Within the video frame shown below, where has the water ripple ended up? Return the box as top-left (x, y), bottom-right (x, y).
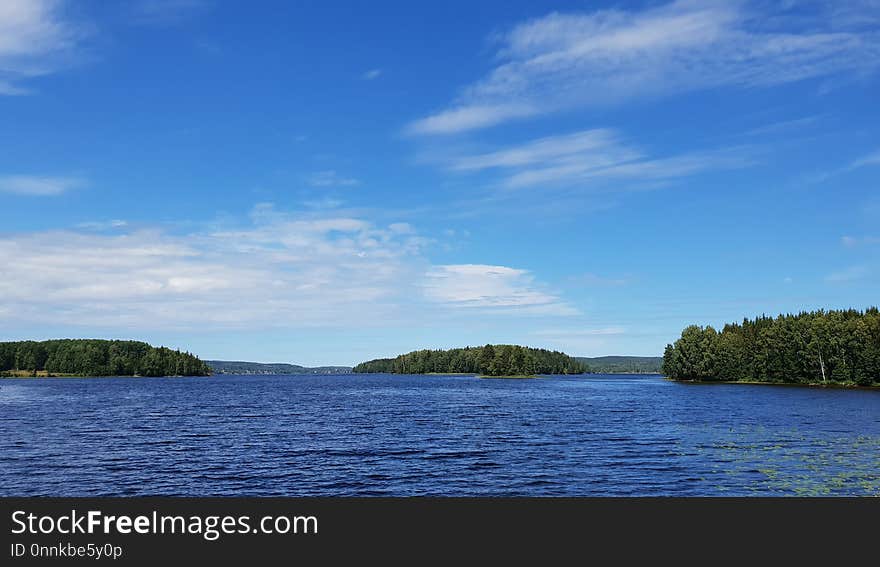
top-left (1, 374), bottom-right (878, 496)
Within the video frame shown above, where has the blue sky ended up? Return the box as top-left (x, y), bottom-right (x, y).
top-left (1, 0), bottom-right (878, 365)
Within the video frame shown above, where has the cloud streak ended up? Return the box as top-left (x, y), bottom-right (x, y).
top-left (408, 1), bottom-right (880, 134)
top-left (442, 128), bottom-right (753, 189)
top-left (0, 174), bottom-right (85, 196)
top-left (850, 149), bottom-right (880, 170)
top-left (362, 68), bottom-right (382, 80)
top-left (306, 170), bottom-right (360, 188)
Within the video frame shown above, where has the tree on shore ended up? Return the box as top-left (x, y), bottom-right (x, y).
top-left (0, 339), bottom-right (211, 377)
top-left (662, 308), bottom-right (880, 386)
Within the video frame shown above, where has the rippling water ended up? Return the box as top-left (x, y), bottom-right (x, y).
top-left (1, 374), bottom-right (878, 496)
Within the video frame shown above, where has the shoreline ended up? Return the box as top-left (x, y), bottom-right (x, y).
top-left (1, 373), bottom-right (210, 379)
top-left (668, 377), bottom-right (880, 391)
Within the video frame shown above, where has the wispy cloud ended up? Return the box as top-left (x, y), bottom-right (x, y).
top-left (407, 104), bottom-right (537, 136)
top-left (532, 327), bottom-right (625, 337)
top-left (0, 0), bottom-right (87, 95)
top-left (408, 1), bottom-right (880, 134)
top-left (362, 68), bottom-right (382, 80)
top-left (442, 128), bottom-right (753, 189)
top-left (302, 197), bottom-right (344, 210)
top-left (0, 174), bottom-right (85, 196)
top-left (423, 264), bottom-right (577, 315)
top-left (568, 273), bottom-right (631, 287)
top-left (306, 170), bottom-right (360, 188)
top-left (130, 0), bottom-right (209, 26)
top-left (825, 265), bottom-right (870, 283)
top-left (529, 327), bottom-right (626, 354)
top-left (76, 219), bottom-right (128, 231)
top-left (841, 235), bottom-right (880, 247)
top-left (743, 115), bottom-right (822, 137)
top-left (849, 149), bottom-right (880, 170)
top-left (803, 147), bottom-right (880, 184)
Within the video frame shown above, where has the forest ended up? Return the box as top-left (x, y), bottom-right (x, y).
top-left (353, 344), bottom-right (586, 376)
top-left (0, 339), bottom-right (211, 377)
top-left (662, 308), bottom-right (880, 386)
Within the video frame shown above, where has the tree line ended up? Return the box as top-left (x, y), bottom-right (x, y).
top-left (0, 339), bottom-right (212, 377)
top-left (662, 307), bottom-right (880, 386)
top-left (353, 345), bottom-right (587, 376)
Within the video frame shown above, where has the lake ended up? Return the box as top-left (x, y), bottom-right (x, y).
top-left (1, 374), bottom-right (878, 496)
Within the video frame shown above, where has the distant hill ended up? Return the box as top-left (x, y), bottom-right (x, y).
top-left (577, 356), bottom-right (663, 374)
top-left (207, 360), bottom-right (351, 375)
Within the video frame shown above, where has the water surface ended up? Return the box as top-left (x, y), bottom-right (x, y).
top-left (1, 374), bottom-right (878, 496)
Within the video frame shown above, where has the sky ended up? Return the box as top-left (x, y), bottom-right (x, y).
top-left (1, 0), bottom-right (879, 366)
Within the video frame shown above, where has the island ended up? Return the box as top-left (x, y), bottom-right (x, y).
top-left (0, 339), bottom-right (211, 377)
top-left (662, 307), bottom-right (880, 387)
top-left (352, 344), bottom-right (586, 377)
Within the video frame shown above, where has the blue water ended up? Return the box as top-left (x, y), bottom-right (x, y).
top-left (1, 374), bottom-right (878, 496)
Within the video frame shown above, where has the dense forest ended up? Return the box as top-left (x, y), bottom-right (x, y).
top-left (353, 345), bottom-right (586, 376)
top-left (0, 339), bottom-right (211, 377)
top-left (662, 308), bottom-right (880, 386)
top-left (575, 356), bottom-right (662, 374)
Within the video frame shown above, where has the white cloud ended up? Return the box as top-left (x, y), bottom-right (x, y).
top-left (443, 128), bottom-right (752, 189)
top-left (0, 0), bottom-right (85, 94)
top-left (362, 68), bottom-right (382, 80)
top-left (0, 207), bottom-right (434, 329)
top-left (0, 174), bottom-right (84, 195)
top-left (306, 170), bottom-right (360, 187)
top-left (408, 1), bottom-right (880, 134)
top-left (423, 264), bottom-right (577, 315)
top-left (0, 210), bottom-right (577, 329)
